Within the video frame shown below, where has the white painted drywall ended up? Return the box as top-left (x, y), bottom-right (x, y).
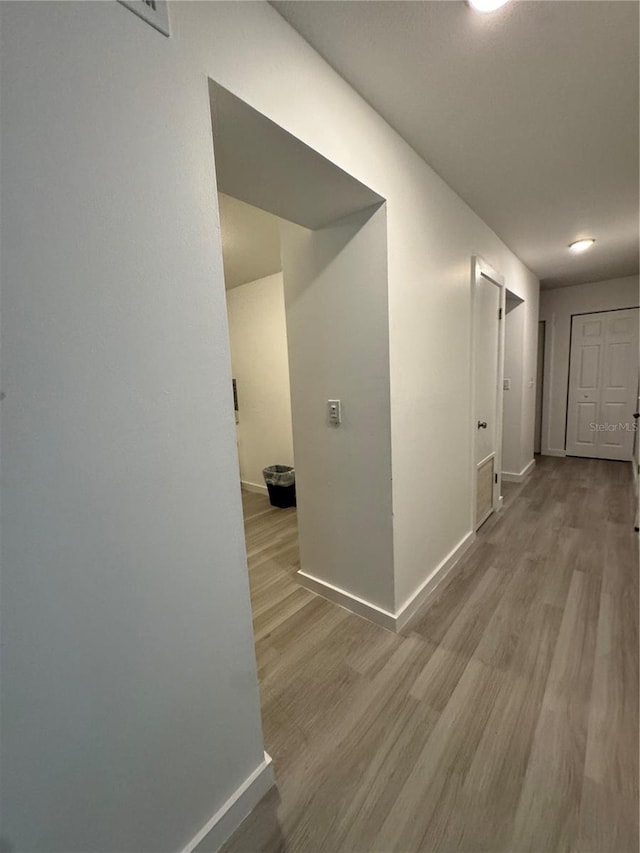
top-left (210, 83), bottom-right (383, 230)
top-left (0, 2), bottom-right (539, 848)
top-left (539, 275), bottom-right (639, 455)
top-left (226, 273), bottom-right (294, 491)
top-left (167, 0), bottom-right (539, 633)
top-left (385, 183), bottom-right (538, 610)
top-left (219, 193), bottom-right (283, 290)
top-left (0, 4), bottom-right (267, 852)
top-left (281, 206), bottom-right (395, 612)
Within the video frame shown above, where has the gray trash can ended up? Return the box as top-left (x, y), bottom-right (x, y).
top-left (263, 465), bottom-right (296, 508)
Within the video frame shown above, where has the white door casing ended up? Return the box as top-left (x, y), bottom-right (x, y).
top-left (566, 308), bottom-right (639, 461)
top-left (472, 257), bottom-right (505, 530)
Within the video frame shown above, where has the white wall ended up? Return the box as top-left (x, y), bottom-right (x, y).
top-left (146, 0), bottom-right (539, 626)
top-left (226, 273), bottom-right (294, 492)
top-left (281, 206), bottom-right (395, 612)
top-left (1, 2), bottom-right (539, 848)
top-left (385, 176), bottom-right (539, 611)
top-left (0, 4), bottom-right (268, 852)
top-left (539, 275), bottom-right (639, 455)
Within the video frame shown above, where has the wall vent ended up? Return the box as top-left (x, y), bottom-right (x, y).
top-left (118, 0), bottom-right (170, 37)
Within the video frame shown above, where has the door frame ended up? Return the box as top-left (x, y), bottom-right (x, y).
top-left (470, 256), bottom-right (506, 530)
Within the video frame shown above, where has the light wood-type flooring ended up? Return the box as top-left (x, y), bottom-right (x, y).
top-left (223, 456), bottom-right (639, 853)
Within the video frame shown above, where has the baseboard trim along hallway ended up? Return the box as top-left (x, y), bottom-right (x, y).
top-left (394, 530), bottom-right (476, 630)
top-left (298, 529), bottom-right (476, 632)
top-left (180, 753), bottom-right (274, 853)
top-left (241, 480), bottom-right (269, 497)
top-left (297, 570), bottom-right (397, 631)
top-left (501, 458), bottom-right (536, 483)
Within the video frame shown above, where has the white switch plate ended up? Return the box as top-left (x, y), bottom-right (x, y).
top-left (328, 399), bottom-right (342, 426)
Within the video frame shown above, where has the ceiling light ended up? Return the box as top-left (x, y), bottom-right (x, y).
top-left (569, 238), bottom-right (596, 253)
top-left (467, 0), bottom-right (511, 12)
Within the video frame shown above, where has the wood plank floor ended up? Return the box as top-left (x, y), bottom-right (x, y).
top-left (223, 457), bottom-right (639, 853)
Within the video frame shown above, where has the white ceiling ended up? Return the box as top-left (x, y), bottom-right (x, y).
top-left (218, 193), bottom-right (283, 289)
top-left (272, 0), bottom-right (639, 289)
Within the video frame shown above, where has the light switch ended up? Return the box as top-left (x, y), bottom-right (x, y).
top-left (503, 378), bottom-right (511, 391)
top-left (328, 399), bottom-right (342, 426)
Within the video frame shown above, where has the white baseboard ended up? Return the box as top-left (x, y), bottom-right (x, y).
top-left (297, 570), bottom-right (396, 631)
top-left (542, 449), bottom-right (566, 458)
top-left (180, 752), bottom-right (274, 853)
top-left (394, 530), bottom-right (475, 631)
top-left (298, 529), bottom-right (475, 633)
top-left (241, 480), bottom-right (268, 497)
top-left (501, 458), bottom-right (536, 483)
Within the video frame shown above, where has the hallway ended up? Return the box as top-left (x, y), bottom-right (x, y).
top-left (226, 457), bottom-right (638, 853)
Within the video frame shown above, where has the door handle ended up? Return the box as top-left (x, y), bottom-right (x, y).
top-left (633, 413), bottom-right (640, 419)
top-left (477, 421), bottom-right (488, 429)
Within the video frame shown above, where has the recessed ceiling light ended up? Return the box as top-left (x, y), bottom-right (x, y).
top-left (569, 238), bottom-right (596, 253)
top-left (467, 0), bottom-right (511, 12)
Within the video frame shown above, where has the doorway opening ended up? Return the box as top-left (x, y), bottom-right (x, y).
top-left (210, 81), bottom-right (394, 679)
top-left (220, 193), bottom-right (293, 499)
top-left (218, 193), bottom-right (300, 643)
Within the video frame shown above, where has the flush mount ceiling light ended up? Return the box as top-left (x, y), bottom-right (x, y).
top-left (467, 0), bottom-right (511, 12)
top-left (569, 238), bottom-right (596, 253)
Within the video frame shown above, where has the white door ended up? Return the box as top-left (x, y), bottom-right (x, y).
top-left (566, 308), bottom-right (639, 461)
top-left (474, 269), bottom-right (503, 528)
